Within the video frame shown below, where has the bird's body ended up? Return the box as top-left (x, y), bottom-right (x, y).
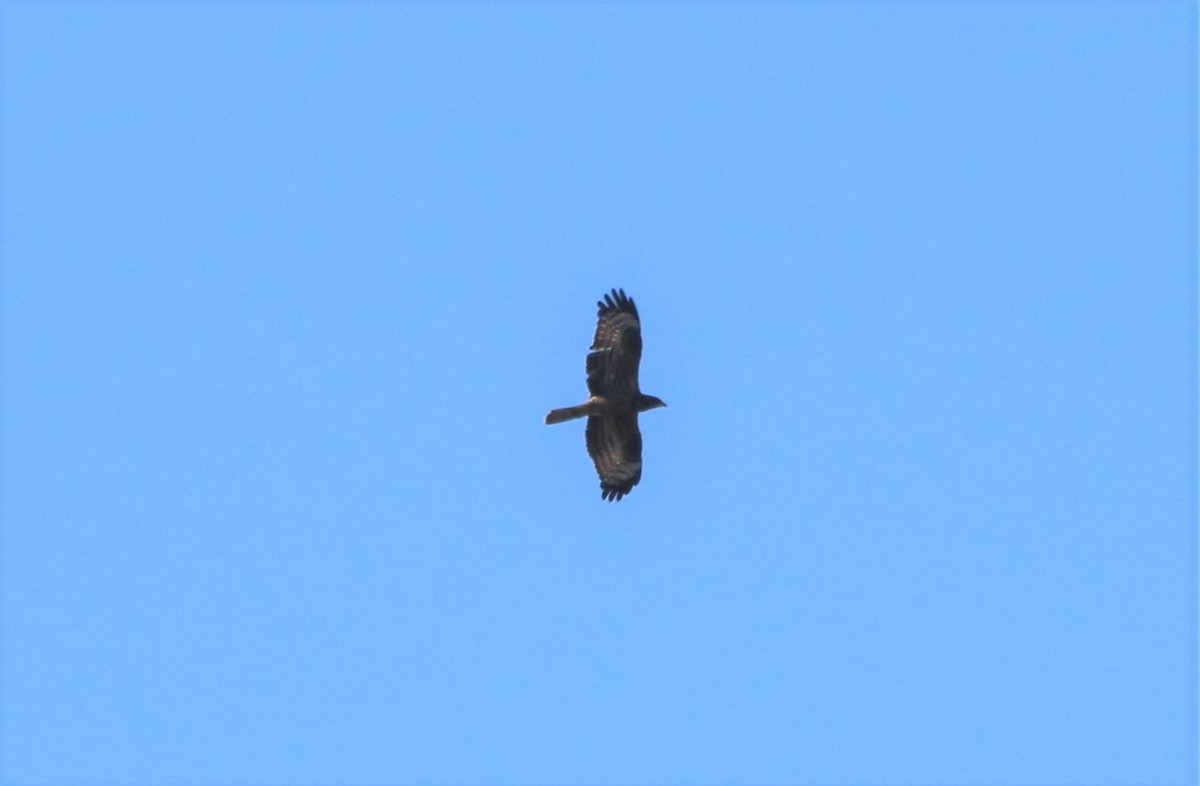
top-left (546, 289), bottom-right (666, 501)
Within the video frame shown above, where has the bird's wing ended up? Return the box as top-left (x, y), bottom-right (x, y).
top-left (586, 414), bottom-right (643, 502)
top-left (586, 288), bottom-right (642, 397)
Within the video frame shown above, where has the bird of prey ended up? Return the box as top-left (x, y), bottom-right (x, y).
top-left (546, 288), bottom-right (666, 501)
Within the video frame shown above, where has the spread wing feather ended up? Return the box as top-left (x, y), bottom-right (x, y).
top-left (586, 414), bottom-right (643, 502)
top-left (587, 289), bottom-right (642, 397)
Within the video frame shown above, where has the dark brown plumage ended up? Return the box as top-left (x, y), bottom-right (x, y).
top-left (545, 288), bottom-right (666, 501)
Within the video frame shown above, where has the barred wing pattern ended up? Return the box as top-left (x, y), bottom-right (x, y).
top-left (586, 413), bottom-right (643, 502)
top-left (586, 289), bottom-right (642, 398)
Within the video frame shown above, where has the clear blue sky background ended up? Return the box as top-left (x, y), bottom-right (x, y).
top-left (2, 3), bottom-right (1196, 784)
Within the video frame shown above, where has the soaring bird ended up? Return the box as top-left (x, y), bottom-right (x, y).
top-left (546, 288), bottom-right (666, 501)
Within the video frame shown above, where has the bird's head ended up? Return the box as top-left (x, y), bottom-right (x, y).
top-left (639, 395), bottom-right (667, 413)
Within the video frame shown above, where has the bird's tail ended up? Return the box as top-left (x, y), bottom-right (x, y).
top-left (545, 404), bottom-right (590, 425)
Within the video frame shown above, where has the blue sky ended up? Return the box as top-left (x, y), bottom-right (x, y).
top-left (2, 3), bottom-right (1195, 784)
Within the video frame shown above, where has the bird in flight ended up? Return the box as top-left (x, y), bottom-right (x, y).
top-left (546, 288), bottom-right (666, 501)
